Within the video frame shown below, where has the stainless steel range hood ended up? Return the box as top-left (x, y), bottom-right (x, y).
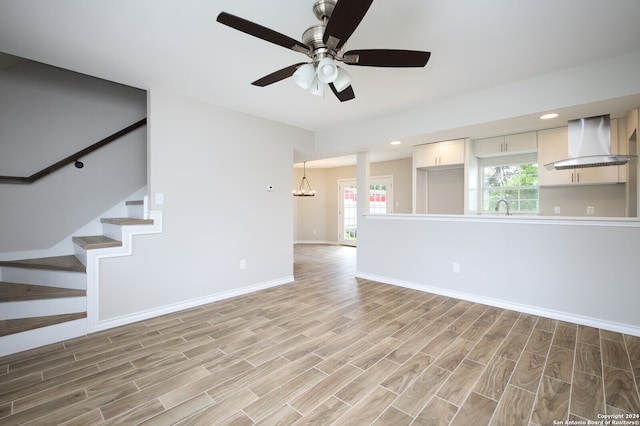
top-left (545, 114), bottom-right (634, 170)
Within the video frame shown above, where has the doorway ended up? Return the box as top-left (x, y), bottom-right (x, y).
top-left (338, 176), bottom-right (393, 246)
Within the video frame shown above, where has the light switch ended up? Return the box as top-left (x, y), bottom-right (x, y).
top-left (155, 193), bottom-right (164, 205)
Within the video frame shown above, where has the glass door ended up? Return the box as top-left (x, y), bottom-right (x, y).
top-left (338, 176), bottom-right (393, 246)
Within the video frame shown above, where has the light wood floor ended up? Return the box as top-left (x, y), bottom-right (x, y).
top-left (1, 244), bottom-right (639, 425)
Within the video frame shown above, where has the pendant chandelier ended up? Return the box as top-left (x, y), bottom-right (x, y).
top-left (293, 162), bottom-right (315, 196)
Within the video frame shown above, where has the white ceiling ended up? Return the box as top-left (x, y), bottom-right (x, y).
top-left (1, 0), bottom-right (639, 168)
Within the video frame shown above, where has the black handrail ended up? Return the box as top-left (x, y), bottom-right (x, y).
top-left (0, 118), bottom-right (147, 184)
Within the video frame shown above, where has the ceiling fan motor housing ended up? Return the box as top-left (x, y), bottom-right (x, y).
top-left (313, 0), bottom-right (336, 21)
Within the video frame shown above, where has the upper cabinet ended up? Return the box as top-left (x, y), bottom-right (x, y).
top-left (537, 125), bottom-right (626, 186)
top-left (475, 132), bottom-right (537, 158)
top-left (414, 139), bottom-right (465, 168)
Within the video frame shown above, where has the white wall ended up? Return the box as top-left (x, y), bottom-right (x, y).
top-left (0, 59), bottom-right (146, 255)
top-left (98, 89), bottom-right (312, 322)
top-left (357, 215), bottom-right (640, 335)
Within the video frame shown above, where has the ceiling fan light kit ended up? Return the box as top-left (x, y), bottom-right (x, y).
top-left (293, 63), bottom-right (316, 89)
top-left (217, 0), bottom-right (431, 102)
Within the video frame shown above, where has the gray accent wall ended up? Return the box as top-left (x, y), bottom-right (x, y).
top-left (0, 58), bottom-right (146, 254)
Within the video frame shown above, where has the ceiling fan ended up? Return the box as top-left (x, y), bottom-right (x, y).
top-left (217, 0), bottom-right (431, 102)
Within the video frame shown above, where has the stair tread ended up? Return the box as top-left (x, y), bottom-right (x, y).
top-left (0, 312), bottom-right (86, 337)
top-left (0, 282), bottom-right (85, 302)
top-left (125, 200), bottom-right (143, 206)
top-left (101, 217), bottom-right (153, 225)
top-left (72, 235), bottom-right (122, 250)
top-left (0, 255), bottom-right (86, 273)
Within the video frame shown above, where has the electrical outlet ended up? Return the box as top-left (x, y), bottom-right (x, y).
top-left (452, 262), bottom-right (461, 273)
top-left (587, 206), bottom-right (595, 215)
top-left (239, 259), bottom-right (246, 270)
top-left (155, 192), bottom-right (164, 205)
top-left (554, 206), bottom-right (561, 215)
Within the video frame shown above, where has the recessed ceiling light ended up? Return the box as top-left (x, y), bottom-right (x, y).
top-left (540, 113), bottom-right (559, 120)
top-left (390, 140), bottom-right (402, 145)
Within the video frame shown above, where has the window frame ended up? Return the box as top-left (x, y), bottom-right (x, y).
top-left (479, 153), bottom-right (540, 214)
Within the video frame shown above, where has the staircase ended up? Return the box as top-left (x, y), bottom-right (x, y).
top-left (0, 199), bottom-right (159, 357)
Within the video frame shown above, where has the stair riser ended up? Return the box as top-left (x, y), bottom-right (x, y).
top-left (0, 318), bottom-right (87, 357)
top-left (101, 222), bottom-right (125, 240)
top-left (127, 204), bottom-right (145, 219)
top-left (0, 297), bottom-right (86, 320)
top-left (0, 267), bottom-right (86, 290)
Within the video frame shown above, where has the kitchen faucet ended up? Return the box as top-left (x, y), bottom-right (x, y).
top-left (495, 199), bottom-right (511, 215)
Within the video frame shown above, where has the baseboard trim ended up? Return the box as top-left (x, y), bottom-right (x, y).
top-left (92, 276), bottom-right (294, 333)
top-left (356, 272), bottom-right (640, 337)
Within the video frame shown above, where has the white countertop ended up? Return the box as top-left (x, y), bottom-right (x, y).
top-left (364, 213), bottom-right (640, 227)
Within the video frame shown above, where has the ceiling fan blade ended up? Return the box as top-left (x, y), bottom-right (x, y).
top-left (323, 0), bottom-right (374, 51)
top-left (252, 63), bottom-right (307, 87)
top-left (343, 49), bottom-right (431, 67)
top-left (329, 83), bottom-right (356, 102)
top-left (217, 12), bottom-right (310, 54)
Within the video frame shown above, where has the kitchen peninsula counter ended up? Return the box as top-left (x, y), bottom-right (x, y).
top-left (357, 213), bottom-right (640, 337)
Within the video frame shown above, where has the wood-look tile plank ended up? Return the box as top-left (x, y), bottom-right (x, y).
top-left (414, 396), bottom-right (458, 426)
top-left (544, 346), bottom-right (574, 383)
top-left (490, 385), bottom-right (536, 426)
top-left (530, 375), bottom-right (571, 425)
top-left (433, 338), bottom-right (476, 372)
top-left (451, 392), bottom-right (498, 426)
top-left (254, 404), bottom-right (301, 426)
top-left (247, 354), bottom-right (322, 398)
top-left (436, 358), bottom-right (486, 406)
top-left (290, 363), bottom-right (361, 415)
top-left (334, 359), bottom-right (396, 406)
top-left (460, 318), bottom-right (493, 342)
top-left (380, 352), bottom-right (434, 394)
top-left (243, 368), bottom-right (326, 422)
top-left (512, 314), bottom-right (538, 335)
top-left (510, 351), bottom-right (546, 393)
top-left (100, 367), bottom-right (211, 420)
top-left (625, 335), bottom-right (640, 361)
top-left (603, 365), bottom-right (640, 414)
top-left (351, 336), bottom-right (403, 370)
top-left (138, 393), bottom-right (213, 426)
top-left (468, 333), bottom-right (505, 365)
top-left (1, 389), bottom-right (87, 425)
top-left (372, 406), bottom-right (413, 426)
top-left (334, 386), bottom-right (397, 425)
top-left (574, 341), bottom-right (602, 377)
top-left (475, 355), bottom-right (517, 400)
top-left (577, 325), bottom-right (600, 346)
top-left (602, 338), bottom-right (633, 371)
top-left (535, 317), bottom-right (557, 333)
top-left (420, 330), bottom-right (460, 358)
top-left (570, 370), bottom-right (604, 420)
top-left (100, 398), bottom-right (165, 425)
top-left (601, 330), bottom-right (624, 342)
top-left (496, 332), bottom-right (529, 361)
top-left (393, 365), bottom-right (451, 417)
top-left (173, 387), bottom-right (257, 426)
top-left (525, 329), bottom-right (553, 356)
top-left (552, 324), bottom-right (577, 350)
top-left (385, 331), bottom-right (432, 365)
top-left (294, 396), bottom-right (350, 426)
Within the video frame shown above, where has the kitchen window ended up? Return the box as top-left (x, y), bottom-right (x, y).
top-left (481, 154), bottom-right (539, 213)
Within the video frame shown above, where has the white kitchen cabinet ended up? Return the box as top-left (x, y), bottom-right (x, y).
top-left (414, 139), bottom-right (464, 168)
top-left (475, 132), bottom-right (537, 157)
top-left (537, 126), bottom-right (624, 186)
